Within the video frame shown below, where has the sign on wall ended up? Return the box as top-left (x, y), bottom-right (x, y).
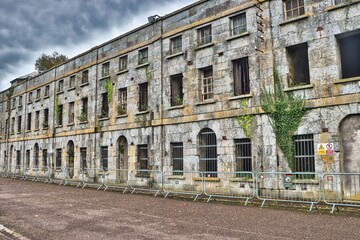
top-left (317, 143), bottom-right (334, 155)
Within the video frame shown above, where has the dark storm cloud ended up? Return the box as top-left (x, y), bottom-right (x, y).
top-left (0, 0), bottom-right (169, 88)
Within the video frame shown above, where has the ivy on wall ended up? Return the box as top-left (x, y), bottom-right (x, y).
top-left (55, 96), bottom-right (61, 123)
top-left (260, 68), bottom-right (306, 170)
top-left (105, 78), bottom-right (113, 104)
top-left (236, 99), bottom-right (253, 139)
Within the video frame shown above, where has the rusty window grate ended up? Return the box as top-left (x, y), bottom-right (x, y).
top-left (171, 143), bottom-right (183, 175)
top-left (294, 134), bottom-right (315, 173)
top-left (198, 128), bottom-right (217, 177)
top-left (235, 139), bottom-right (252, 173)
top-left (138, 83), bottom-right (148, 111)
top-left (170, 74), bottom-right (183, 106)
top-left (233, 57), bottom-right (250, 96)
top-left (284, 0), bottom-right (305, 20)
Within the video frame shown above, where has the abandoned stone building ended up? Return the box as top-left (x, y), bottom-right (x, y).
top-left (0, 0), bottom-right (359, 196)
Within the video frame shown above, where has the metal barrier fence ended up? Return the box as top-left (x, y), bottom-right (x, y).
top-left (323, 173), bottom-right (360, 213)
top-left (256, 172), bottom-right (321, 211)
top-left (103, 168), bottom-right (129, 193)
top-left (129, 170), bottom-right (162, 196)
top-left (204, 171), bottom-right (255, 204)
top-left (163, 171), bottom-right (204, 201)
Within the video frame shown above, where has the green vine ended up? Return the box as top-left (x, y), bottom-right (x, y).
top-left (260, 68), bottom-right (306, 170)
top-left (105, 78), bottom-right (113, 103)
top-left (236, 99), bottom-right (253, 139)
top-left (55, 96), bottom-right (62, 124)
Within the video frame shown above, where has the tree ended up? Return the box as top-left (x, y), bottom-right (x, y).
top-left (35, 51), bottom-right (68, 72)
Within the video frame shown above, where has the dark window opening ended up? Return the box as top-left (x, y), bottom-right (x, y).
top-left (233, 57), bottom-right (250, 96)
top-left (42, 149), bottom-right (48, 167)
top-left (337, 31), bottom-right (360, 79)
top-left (287, 42), bottom-right (310, 87)
top-left (294, 134), bottom-right (315, 174)
top-left (118, 88), bottom-right (127, 115)
top-left (16, 150), bottom-right (21, 167)
top-left (35, 111), bottom-right (40, 129)
top-left (26, 150), bottom-right (30, 168)
top-left (57, 105), bottom-right (63, 126)
top-left (101, 93), bottom-right (109, 117)
top-left (17, 116), bottom-right (21, 133)
top-left (101, 146), bottom-right (108, 171)
top-left (27, 113), bottom-right (31, 131)
top-left (170, 74), bottom-right (183, 106)
top-left (139, 82), bottom-right (148, 112)
top-left (68, 102), bottom-right (75, 124)
top-left (56, 149), bottom-right (62, 168)
top-left (137, 144), bottom-right (148, 176)
top-left (43, 109), bottom-right (49, 128)
top-left (34, 144), bottom-right (39, 168)
top-left (171, 143), bottom-right (183, 175)
top-left (80, 148), bottom-right (87, 170)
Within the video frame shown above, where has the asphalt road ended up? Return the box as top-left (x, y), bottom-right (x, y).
top-left (0, 177), bottom-right (359, 240)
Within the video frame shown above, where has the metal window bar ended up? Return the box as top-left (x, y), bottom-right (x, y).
top-left (231, 13), bottom-right (246, 36)
top-left (235, 139), bottom-right (252, 175)
top-left (170, 74), bottom-right (183, 106)
top-left (199, 129), bottom-right (217, 177)
top-left (101, 147), bottom-right (108, 171)
top-left (171, 143), bottom-right (183, 175)
top-left (233, 57), bottom-right (250, 96)
top-left (294, 135), bottom-right (315, 178)
top-left (285, 0), bottom-right (305, 19)
top-left (42, 149), bottom-right (47, 167)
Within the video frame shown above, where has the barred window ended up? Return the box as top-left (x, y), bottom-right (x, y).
top-left (42, 149), bottom-right (48, 167)
top-left (139, 82), bottom-right (148, 112)
top-left (235, 139), bottom-right (252, 172)
top-left (294, 134), bottom-right (315, 172)
top-left (80, 147), bottom-right (87, 170)
top-left (284, 0), bottom-right (305, 20)
top-left (170, 36), bottom-right (182, 54)
top-left (119, 55), bottom-right (128, 71)
top-left (138, 48), bottom-right (148, 65)
top-left (200, 67), bottom-right (213, 101)
top-left (118, 88), bottom-right (127, 115)
top-left (137, 144), bottom-right (148, 170)
top-left (171, 143), bottom-right (183, 175)
top-left (56, 148), bottom-right (62, 168)
top-left (170, 74), bottom-right (183, 106)
top-left (233, 57), bottom-right (250, 96)
top-left (198, 25), bottom-right (212, 45)
top-left (198, 128), bottom-right (217, 177)
top-left (101, 146), bottom-right (108, 171)
top-left (230, 13), bottom-right (246, 36)
top-left (102, 62), bottom-right (110, 77)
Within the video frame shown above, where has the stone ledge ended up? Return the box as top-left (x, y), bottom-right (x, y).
top-left (334, 76), bottom-right (360, 84)
top-left (135, 63), bottom-right (150, 69)
top-left (167, 105), bottom-right (185, 110)
top-left (228, 93), bottom-right (252, 101)
top-left (196, 42), bottom-right (214, 51)
top-left (193, 177), bottom-right (220, 182)
top-left (226, 31), bottom-right (250, 41)
top-left (284, 83), bottom-right (314, 92)
top-left (325, 1), bottom-right (360, 12)
top-left (279, 13), bottom-right (310, 26)
top-left (229, 177), bottom-right (253, 183)
top-left (195, 100), bottom-right (216, 106)
top-left (166, 51), bottom-right (183, 59)
top-left (117, 69), bottom-right (129, 75)
top-left (166, 175), bottom-right (186, 180)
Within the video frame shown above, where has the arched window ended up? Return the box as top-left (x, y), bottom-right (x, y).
top-left (198, 128), bottom-right (217, 177)
top-left (34, 144), bottom-right (39, 168)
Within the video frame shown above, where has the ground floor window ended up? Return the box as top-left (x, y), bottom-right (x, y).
top-left (171, 143), bottom-right (183, 175)
top-left (101, 146), bottom-right (108, 171)
top-left (80, 148), bottom-right (87, 170)
top-left (56, 149), bottom-right (62, 169)
top-left (294, 134), bottom-right (315, 173)
top-left (198, 128), bottom-right (217, 177)
top-left (234, 139), bottom-right (252, 174)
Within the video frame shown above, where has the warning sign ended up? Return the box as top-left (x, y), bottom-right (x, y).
top-left (317, 143), bottom-right (334, 155)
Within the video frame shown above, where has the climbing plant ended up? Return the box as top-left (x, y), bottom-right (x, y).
top-left (236, 99), bottom-right (253, 139)
top-left (105, 78), bottom-right (113, 104)
top-left (55, 96), bottom-right (62, 123)
top-left (260, 68), bottom-right (306, 170)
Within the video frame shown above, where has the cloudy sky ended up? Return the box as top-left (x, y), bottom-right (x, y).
top-left (0, 0), bottom-right (195, 91)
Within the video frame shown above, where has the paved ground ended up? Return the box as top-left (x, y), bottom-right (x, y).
top-left (0, 177), bottom-right (359, 240)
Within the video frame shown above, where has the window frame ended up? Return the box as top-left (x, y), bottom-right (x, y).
top-left (283, 0), bottom-right (305, 20)
top-left (230, 12), bottom-right (247, 36)
top-left (119, 55), bottom-right (128, 72)
top-left (233, 57), bottom-right (250, 96)
top-left (138, 82), bottom-right (148, 112)
top-left (197, 25), bottom-right (212, 46)
top-left (102, 62), bottom-right (110, 78)
top-left (170, 74), bottom-right (183, 106)
top-left (170, 35), bottom-right (182, 55)
top-left (138, 48), bottom-right (149, 65)
top-left (200, 67), bottom-right (214, 101)
top-left (171, 142), bottom-right (183, 175)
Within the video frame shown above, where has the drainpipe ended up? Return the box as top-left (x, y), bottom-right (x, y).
top-left (159, 17), bottom-right (164, 174)
top-left (92, 47), bottom-right (99, 179)
top-left (51, 68), bottom-right (57, 176)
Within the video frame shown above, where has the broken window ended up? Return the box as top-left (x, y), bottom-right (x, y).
top-left (171, 142), bottom-right (183, 175)
top-left (27, 113), bottom-right (31, 131)
top-left (42, 149), bottom-right (48, 168)
top-left (57, 80), bottom-right (64, 92)
top-left (198, 128), bottom-right (217, 177)
top-left (138, 48), bottom-right (148, 65)
top-left (198, 25), bottom-right (212, 45)
top-left (101, 146), bottom-right (108, 171)
top-left (35, 111), bottom-right (40, 130)
top-left (233, 57), bottom-right (250, 96)
top-left (69, 75), bottom-right (75, 89)
top-left (337, 31), bottom-right (360, 79)
top-left (16, 150), bottom-right (21, 167)
top-left (230, 13), bottom-right (246, 36)
top-left (102, 62), bottom-right (110, 77)
top-left (43, 108), bottom-right (49, 128)
top-left (80, 147), bottom-right (87, 170)
top-left (119, 55), bottom-right (128, 71)
top-left (200, 67), bottom-right (214, 101)
top-left (137, 144), bottom-right (148, 171)
top-left (56, 148), bottom-right (62, 168)
top-left (284, 0), bottom-right (305, 20)
top-left (17, 115), bottom-right (21, 133)
top-left (287, 42), bottom-right (310, 87)
top-left (170, 74), bottom-right (183, 106)
top-left (57, 105), bottom-right (63, 126)
top-left (101, 93), bottom-right (109, 118)
top-left (294, 134), bottom-right (315, 173)
top-left (138, 82), bottom-right (148, 112)
top-left (33, 144), bottom-right (39, 168)
top-left (118, 88), bottom-right (127, 115)
top-left (234, 139), bottom-right (252, 174)
top-left (68, 102), bottom-right (75, 124)
top-left (26, 150), bottom-right (30, 168)
top-left (44, 85), bottom-right (50, 97)
top-left (82, 70), bottom-right (89, 84)
top-left (170, 35), bottom-right (182, 54)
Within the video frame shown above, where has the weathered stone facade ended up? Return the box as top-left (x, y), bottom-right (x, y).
top-left (0, 0), bottom-right (359, 190)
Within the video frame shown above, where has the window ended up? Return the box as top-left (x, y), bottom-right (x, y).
top-left (119, 55), bottom-right (128, 71)
top-left (28, 92), bottom-right (33, 103)
top-left (337, 31), bottom-right (360, 79)
top-left (137, 144), bottom-right (148, 170)
top-left (36, 89), bottom-right (41, 100)
top-left (80, 97), bottom-right (88, 121)
top-left (101, 93), bottom-right (109, 118)
top-left (233, 57), bottom-right (250, 96)
top-left (56, 148), bottom-right (62, 168)
top-left (69, 75), bottom-right (75, 89)
top-left (68, 102), bottom-right (75, 124)
top-left (138, 48), bottom-right (148, 65)
top-left (170, 74), bottom-right (183, 106)
top-left (6, 101), bottom-right (10, 110)
top-left (35, 111), bottom-right (40, 130)
top-left (42, 149), bottom-right (48, 167)
top-left (17, 115), bottom-right (21, 133)
top-left (101, 146), bottom-right (108, 171)
top-left (294, 134), bottom-right (315, 173)
top-left (118, 88), bottom-right (127, 115)
top-left (234, 139), bottom-right (252, 173)
top-left (230, 13), bottom-right (246, 36)
top-left (171, 143), bottom-right (183, 175)
top-left (198, 128), bottom-right (217, 177)
top-left (33, 144), bottom-right (39, 168)
top-left (80, 147), bottom-right (87, 170)
top-left (43, 108), bottom-right (49, 128)
top-left (58, 80), bottom-right (64, 92)
top-left (27, 113), bottom-right (31, 131)
top-left (11, 117), bottom-right (15, 134)
top-left (44, 85), bottom-right (50, 97)
top-left (26, 150), bottom-right (30, 168)
top-left (198, 25), bottom-right (212, 45)
top-left (170, 36), bottom-right (182, 54)
top-left (16, 150), bottom-right (21, 167)
top-left (18, 96), bottom-right (23, 106)
top-left (82, 70), bottom-right (89, 84)
top-left (102, 62), bottom-right (110, 77)
top-left (56, 104), bottom-right (63, 125)
top-left (334, 0), bottom-right (343, 4)
top-left (284, 0), bottom-right (305, 20)
top-left (287, 42), bottom-right (310, 87)
top-left (138, 82), bottom-right (148, 111)
top-left (12, 98), bottom-right (16, 108)
top-left (200, 67), bottom-right (213, 101)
